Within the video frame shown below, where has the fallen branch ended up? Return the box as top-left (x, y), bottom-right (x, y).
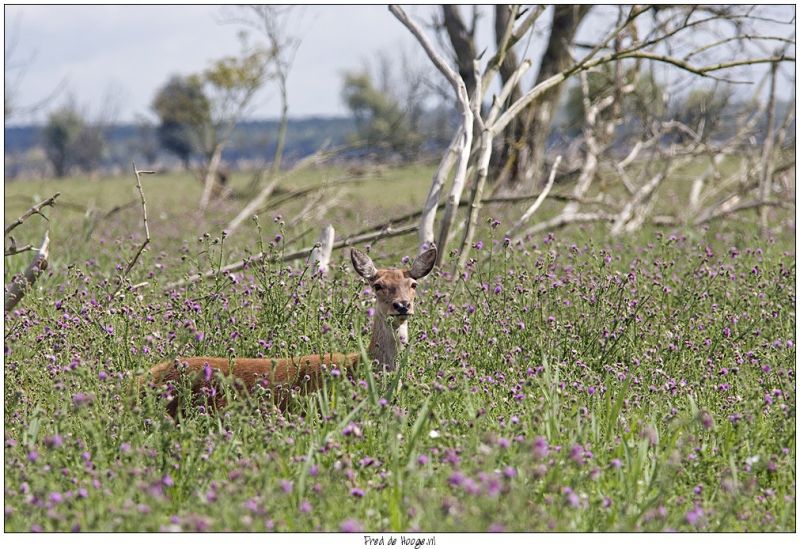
top-left (224, 146), bottom-right (334, 238)
top-left (164, 223), bottom-right (418, 290)
top-left (4, 230), bottom-right (50, 312)
top-left (83, 198), bottom-right (139, 241)
top-left (5, 192), bottom-right (60, 236)
top-left (256, 173), bottom-right (369, 214)
top-left (695, 198), bottom-right (789, 226)
top-left (198, 144), bottom-right (224, 212)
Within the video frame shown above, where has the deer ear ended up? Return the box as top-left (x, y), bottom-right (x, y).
top-left (408, 246), bottom-right (437, 279)
top-left (351, 248), bottom-right (378, 280)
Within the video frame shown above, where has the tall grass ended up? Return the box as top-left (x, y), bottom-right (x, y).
top-left (3, 168), bottom-right (795, 532)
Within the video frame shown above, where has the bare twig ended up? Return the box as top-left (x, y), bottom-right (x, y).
top-left (4, 230), bottom-right (50, 312)
top-left (4, 192), bottom-right (60, 236)
top-left (4, 235), bottom-right (34, 256)
top-left (610, 171), bottom-right (668, 236)
top-left (109, 162), bottom-right (153, 297)
top-left (509, 155), bottom-right (562, 236)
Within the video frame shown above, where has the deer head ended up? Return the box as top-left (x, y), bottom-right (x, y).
top-left (351, 246), bottom-right (437, 321)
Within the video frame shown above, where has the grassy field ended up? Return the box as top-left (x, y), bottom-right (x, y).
top-left (3, 163), bottom-right (796, 532)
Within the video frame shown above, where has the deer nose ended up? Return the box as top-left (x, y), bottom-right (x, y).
top-left (393, 301), bottom-right (410, 314)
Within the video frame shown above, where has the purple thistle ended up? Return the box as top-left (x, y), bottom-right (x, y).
top-left (45, 434), bottom-right (63, 449)
top-left (686, 505), bottom-right (704, 526)
top-left (569, 444), bottom-right (586, 465)
top-left (72, 393), bottom-right (94, 408)
top-left (448, 472), bottom-right (465, 487)
top-left (340, 518), bottom-right (364, 533)
top-left (532, 436), bottom-right (549, 459)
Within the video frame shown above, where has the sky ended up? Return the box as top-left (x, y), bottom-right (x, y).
top-left (4, 4), bottom-right (491, 125)
top-left (4, 4), bottom-right (795, 126)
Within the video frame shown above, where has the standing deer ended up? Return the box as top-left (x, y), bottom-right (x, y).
top-left (145, 246), bottom-right (436, 417)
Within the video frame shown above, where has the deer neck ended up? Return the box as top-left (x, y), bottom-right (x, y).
top-left (367, 313), bottom-right (408, 369)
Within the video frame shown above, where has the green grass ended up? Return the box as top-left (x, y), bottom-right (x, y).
top-left (3, 162), bottom-right (795, 532)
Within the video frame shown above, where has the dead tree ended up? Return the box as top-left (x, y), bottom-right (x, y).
top-left (391, 4), bottom-right (795, 267)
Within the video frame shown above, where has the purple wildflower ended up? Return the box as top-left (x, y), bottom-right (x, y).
top-left (340, 518), bottom-right (364, 532)
top-left (532, 436), bottom-right (549, 459)
top-left (686, 506), bottom-right (704, 526)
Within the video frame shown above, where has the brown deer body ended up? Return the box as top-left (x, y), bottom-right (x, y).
top-left (145, 246), bottom-right (436, 417)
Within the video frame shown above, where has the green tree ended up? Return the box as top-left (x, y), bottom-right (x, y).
top-left (153, 47), bottom-right (270, 208)
top-left (151, 75), bottom-right (211, 168)
top-left (72, 125), bottom-right (106, 173)
top-left (42, 104), bottom-right (107, 177)
top-left (672, 86), bottom-right (733, 139)
top-left (341, 70), bottom-right (422, 160)
top-left (42, 105), bottom-right (84, 178)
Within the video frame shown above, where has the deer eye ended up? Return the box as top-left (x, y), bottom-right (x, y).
top-left (372, 283), bottom-right (383, 291)
top-left (410, 282), bottom-right (418, 289)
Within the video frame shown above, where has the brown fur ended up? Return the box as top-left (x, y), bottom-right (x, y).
top-left (149, 353), bottom-right (360, 417)
top-left (143, 246), bottom-right (436, 418)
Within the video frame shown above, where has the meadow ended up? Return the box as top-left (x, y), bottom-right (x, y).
top-left (3, 163), bottom-right (796, 532)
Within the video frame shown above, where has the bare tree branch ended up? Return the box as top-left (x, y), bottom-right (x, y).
top-left (493, 49), bottom-right (793, 136)
top-left (4, 192), bottom-right (60, 236)
top-left (509, 155), bottom-right (562, 237)
top-left (4, 230), bottom-right (50, 312)
top-left (4, 236), bottom-right (34, 257)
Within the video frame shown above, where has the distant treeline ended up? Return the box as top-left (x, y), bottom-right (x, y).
top-left (4, 117), bottom-right (362, 177)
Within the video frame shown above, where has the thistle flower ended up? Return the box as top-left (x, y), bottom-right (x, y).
top-left (340, 518), bottom-right (364, 532)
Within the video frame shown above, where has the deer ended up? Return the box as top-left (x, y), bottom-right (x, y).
top-left (144, 245), bottom-right (437, 418)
